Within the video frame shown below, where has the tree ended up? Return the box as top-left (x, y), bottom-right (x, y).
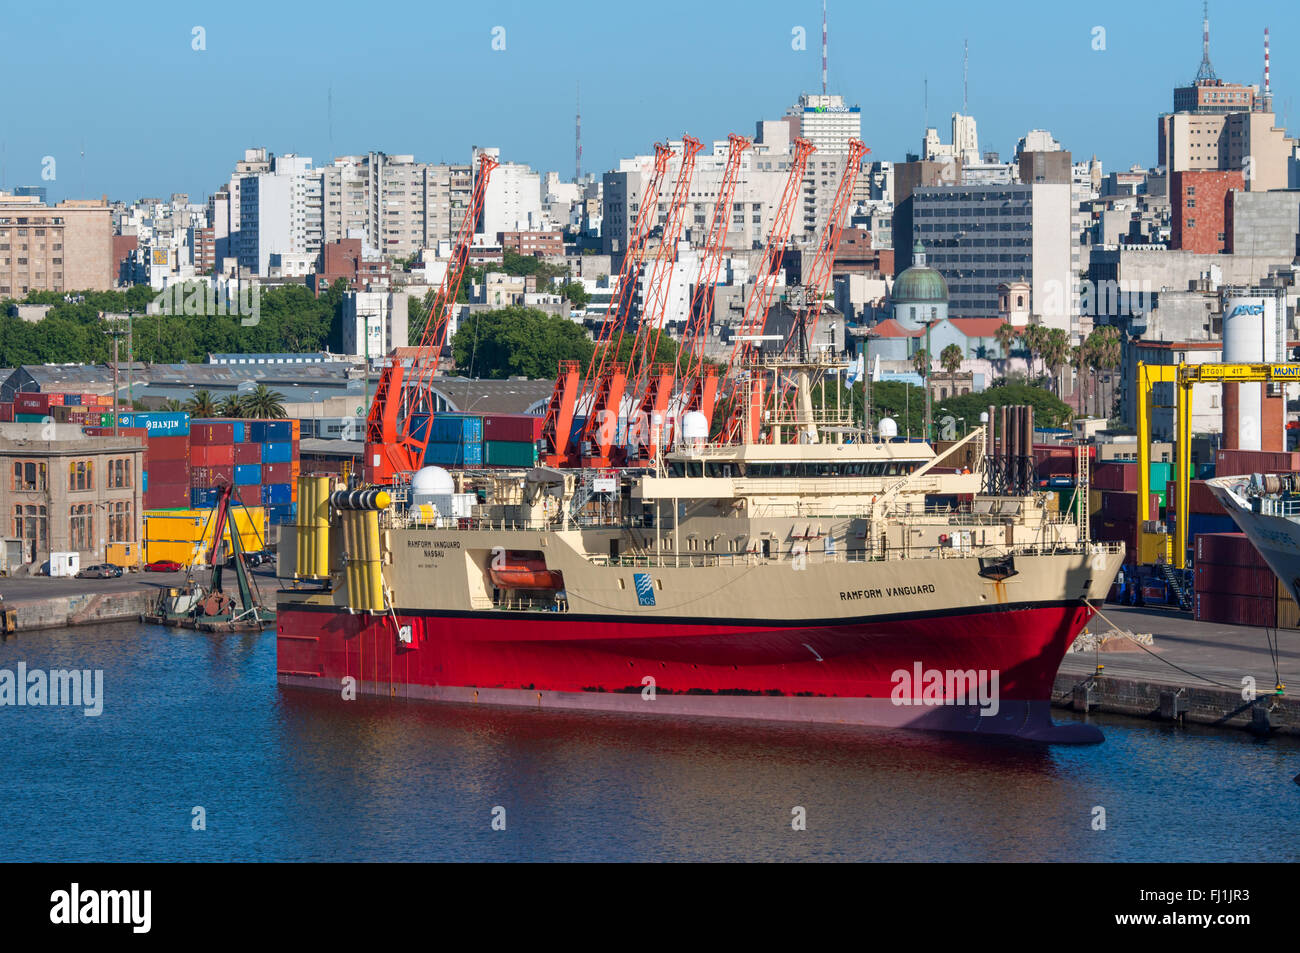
top-left (184, 390), bottom-right (219, 417)
top-left (1019, 324), bottom-right (1047, 381)
top-left (994, 322), bottom-right (1019, 375)
top-left (216, 394), bottom-right (246, 418)
top-left (1040, 327), bottom-right (1071, 396)
top-left (911, 346), bottom-right (930, 379)
top-left (558, 280), bottom-right (590, 310)
top-left (242, 384), bottom-right (288, 419)
top-left (937, 383), bottom-right (1075, 430)
top-left (1086, 325), bottom-right (1122, 420)
top-left (940, 343), bottom-right (964, 397)
top-left (449, 306), bottom-right (595, 379)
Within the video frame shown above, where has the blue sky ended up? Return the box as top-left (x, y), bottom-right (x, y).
top-left (5, 0), bottom-right (1298, 203)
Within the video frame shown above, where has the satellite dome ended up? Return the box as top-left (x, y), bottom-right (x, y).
top-left (877, 417), bottom-right (899, 441)
top-left (681, 411), bottom-right (709, 441)
top-left (411, 466), bottom-right (454, 497)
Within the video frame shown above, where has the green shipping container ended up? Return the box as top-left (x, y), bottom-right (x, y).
top-left (1149, 461), bottom-right (1173, 492)
top-left (15, 413), bottom-right (47, 422)
top-left (485, 440), bottom-right (538, 467)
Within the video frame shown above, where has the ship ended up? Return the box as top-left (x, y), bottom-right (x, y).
top-left (1208, 472), bottom-right (1300, 604)
top-left (274, 358), bottom-right (1123, 744)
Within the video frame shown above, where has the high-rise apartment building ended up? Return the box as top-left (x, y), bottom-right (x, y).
top-left (236, 154), bottom-right (322, 275)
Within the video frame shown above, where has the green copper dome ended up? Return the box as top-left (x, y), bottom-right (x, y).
top-left (892, 241), bottom-right (949, 304)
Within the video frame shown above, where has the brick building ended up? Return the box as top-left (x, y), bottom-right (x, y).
top-left (500, 230), bottom-right (564, 256)
top-left (1170, 170), bottom-right (1243, 253)
top-left (311, 238), bottom-right (391, 295)
top-left (1, 427), bottom-right (144, 569)
top-left (0, 194), bottom-right (113, 295)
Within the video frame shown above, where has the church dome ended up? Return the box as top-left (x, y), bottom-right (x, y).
top-left (892, 240), bottom-right (949, 304)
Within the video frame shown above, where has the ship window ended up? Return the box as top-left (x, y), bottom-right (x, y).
top-left (667, 461), bottom-right (685, 477)
top-left (686, 461), bottom-right (704, 478)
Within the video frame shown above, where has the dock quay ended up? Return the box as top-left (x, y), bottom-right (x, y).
top-left (1056, 605), bottom-right (1300, 736)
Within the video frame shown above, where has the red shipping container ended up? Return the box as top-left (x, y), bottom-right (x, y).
top-left (1194, 591), bottom-right (1276, 627)
top-left (1093, 461), bottom-right (1138, 492)
top-left (483, 413), bottom-right (545, 443)
top-left (1194, 562), bottom-right (1277, 597)
top-left (235, 485), bottom-right (262, 506)
top-left (190, 464), bottom-right (235, 487)
top-left (233, 442), bottom-right (261, 464)
top-left (1100, 491), bottom-right (1138, 519)
top-left (1194, 532), bottom-right (1269, 569)
top-left (148, 459), bottom-right (190, 485)
top-left (1215, 448), bottom-right (1300, 476)
top-left (0, 403), bottom-right (12, 422)
top-left (262, 462), bottom-right (290, 483)
top-left (191, 444), bottom-right (235, 467)
top-left (144, 483), bottom-right (191, 509)
top-left (148, 434), bottom-right (190, 461)
top-left (190, 422), bottom-right (235, 445)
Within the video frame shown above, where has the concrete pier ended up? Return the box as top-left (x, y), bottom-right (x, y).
top-left (1055, 605), bottom-right (1300, 736)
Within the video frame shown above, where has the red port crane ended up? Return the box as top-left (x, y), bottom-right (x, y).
top-left (621, 135), bottom-right (705, 466)
top-left (539, 143), bottom-right (673, 467)
top-left (363, 152), bottom-right (498, 484)
top-left (674, 133), bottom-right (751, 434)
top-left (715, 137), bottom-right (816, 444)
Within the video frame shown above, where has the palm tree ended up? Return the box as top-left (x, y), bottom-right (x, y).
top-left (911, 346), bottom-right (930, 379)
top-left (161, 398), bottom-right (183, 412)
top-left (1041, 328), bottom-right (1071, 397)
top-left (940, 343), bottom-right (964, 398)
top-left (183, 389), bottom-right (218, 417)
top-left (994, 322), bottom-right (1019, 376)
top-left (1019, 324), bottom-right (1046, 382)
top-left (1071, 343), bottom-right (1090, 415)
top-left (242, 383), bottom-right (288, 419)
top-left (216, 394), bottom-right (246, 418)
top-left (1087, 326), bottom-right (1122, 421)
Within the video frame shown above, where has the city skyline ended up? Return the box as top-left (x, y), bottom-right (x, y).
top-left (5, 0), bottom-right (1298, 203)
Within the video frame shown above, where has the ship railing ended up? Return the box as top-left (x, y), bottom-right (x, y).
top-left (1257, 497), bottom-right (1300, 517)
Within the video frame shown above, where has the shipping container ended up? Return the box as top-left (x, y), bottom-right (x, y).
top-left (430, 413), bottom-right (484, 445)
top-left (233, 442), bottom-right (261, 464)
top-left (1093, 461), bottom-right (1139, 492)
top-left (0, 403), bottom-right (14, 422)
top-left (1194, 591), bottom-right (1277, 627)
top-left (485, 440), bottom-right (538, 467)
top-left (1215, 448), bottom-right (1300, 476)
top-left (146, 434), bottom-right (190, 461)
top-left (235, 484), bottom-right (262, 507)
top-left (483, 413), bottom-right (544, 444)
top-left (424, 441), bottom-right (484, 467)
top-left (260, 483), bottom-right (292, 505)
top-left (261, 441), bottom-right (293, 464)
top-left (1193, 561), bottom-right (1277, 597)
top-left (190, 487), bottom-right (220, 508)
top-left (1195, 532), bottom-right (1269, 569)
top-left (118, 412), bottom-right (190, 437)
top-left (246, 420), bottom-right (292, 443)
top-left (261, 461), bottom-right (290, 484)
top-left (14, 413), bottom-right (47, 422)
top-left (233, 464), bottom-right (262, 486)
top-left (190, 464), bottom-right (235, 487)
top-left (147, 458), bottom-right (190, 485)
top-left (267, 502), bottom-right (298, 525)
top-left (190, 421), bottom-right (236, 445)
top-left (1099, 490), bottom-right (1138, 518)
top-left (230, 421), bottom-right (246, 444)
top-left (144, 482), bottom-right (191, 509)
top-left (191, 444), bottom-right (235, 467)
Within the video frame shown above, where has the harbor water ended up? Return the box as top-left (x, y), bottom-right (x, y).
top-left (2, 620), bottom-right (1297, 862)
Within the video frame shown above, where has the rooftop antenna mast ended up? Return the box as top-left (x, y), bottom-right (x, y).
top-left (1196, 1), bottom-right (1217, 83)
top-left (1262, 27), bottom-right (1274, 113)
top-left (821, 0), bottom-right (828, 96)
top-left (963, 39), bottom-right (969, 113)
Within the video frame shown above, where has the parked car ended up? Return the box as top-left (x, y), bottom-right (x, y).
top-left (144, 559), bottom-right (184, 573)
top-left (76, 563), bottom-right (123, 579)
top-left (227, 550), bottom-right (273, 568)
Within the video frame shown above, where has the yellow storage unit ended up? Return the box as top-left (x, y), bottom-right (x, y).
top-left (1278, 578), bottom-right (1300, 630)
top-left (105, 542), bottom-right (143, 568)
top-left (1138, 532), bottom-right (1165, 567)
top-left (144, 506), bottom-right (268, 558)
top-left (145, 539), bottom-right (205, 565)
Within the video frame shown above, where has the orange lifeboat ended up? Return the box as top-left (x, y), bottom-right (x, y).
top-left (489, 551), bottom-right (564, 590)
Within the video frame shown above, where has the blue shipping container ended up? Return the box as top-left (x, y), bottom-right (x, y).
top-left (231, 421), bottom-right (245, 443)
top-left (234, 464), bottom-right (262, 486)
top-left (143, 471), bottom-right (148, 493)
top-left (430, 413), bottom-right (484, 444)
top-left (117, 411), bottom-right (190, 436)
top-left (267, 502), bottom-right (297, 525)
top-left (424, 442), bottom-right (483, 467)
top-left (262, 441), bottom-right (292, 463)
top-left (190, 487), bottom-right (219, 508)
top-left (261, 483), bottom-right (292, 505)
top-left (264, 421), bottom-right (292, 442)
top-left (246, 421), bottom-right (266, 443)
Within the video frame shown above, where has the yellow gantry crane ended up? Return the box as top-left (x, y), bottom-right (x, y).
top-left (1137, 360), bottom-right (1300, 570)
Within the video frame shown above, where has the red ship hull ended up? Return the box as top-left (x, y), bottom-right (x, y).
top-left (275, 600), bottom-right (1101, 743)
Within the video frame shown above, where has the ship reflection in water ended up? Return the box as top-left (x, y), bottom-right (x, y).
top-left (2, 621), bottom-right (1297, 862)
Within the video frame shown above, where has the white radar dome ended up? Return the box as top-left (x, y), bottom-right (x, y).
top-left (681, 411), bottom-right (709, 442)
top-left (411, 466), bottom-right (455, 498)
top-left (877, 417), bottom-right (898, 441)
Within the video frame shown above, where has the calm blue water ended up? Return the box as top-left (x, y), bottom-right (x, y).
top-left (1, 620), bottom-right (1297, 862)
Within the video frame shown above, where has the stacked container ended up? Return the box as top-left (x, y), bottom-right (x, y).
top-left (142, 507), bottom-right (268, 565)
top-left (1193, 532), bottom-right (1277, 627)
top-left (423, 413), bottom-right (485, 467)
top-left (483, 413), bottom-right (542, 468)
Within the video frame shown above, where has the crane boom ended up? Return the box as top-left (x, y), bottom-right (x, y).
top-left (363, 152), bottom-right (497, 483)
top-left (715, 137), bottom-right (816, 443)
top-left (540, 143), bottom-right (672, 466)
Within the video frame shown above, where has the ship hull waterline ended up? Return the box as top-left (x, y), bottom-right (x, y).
top-left (275, 599), bottom-right (1104, 744)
